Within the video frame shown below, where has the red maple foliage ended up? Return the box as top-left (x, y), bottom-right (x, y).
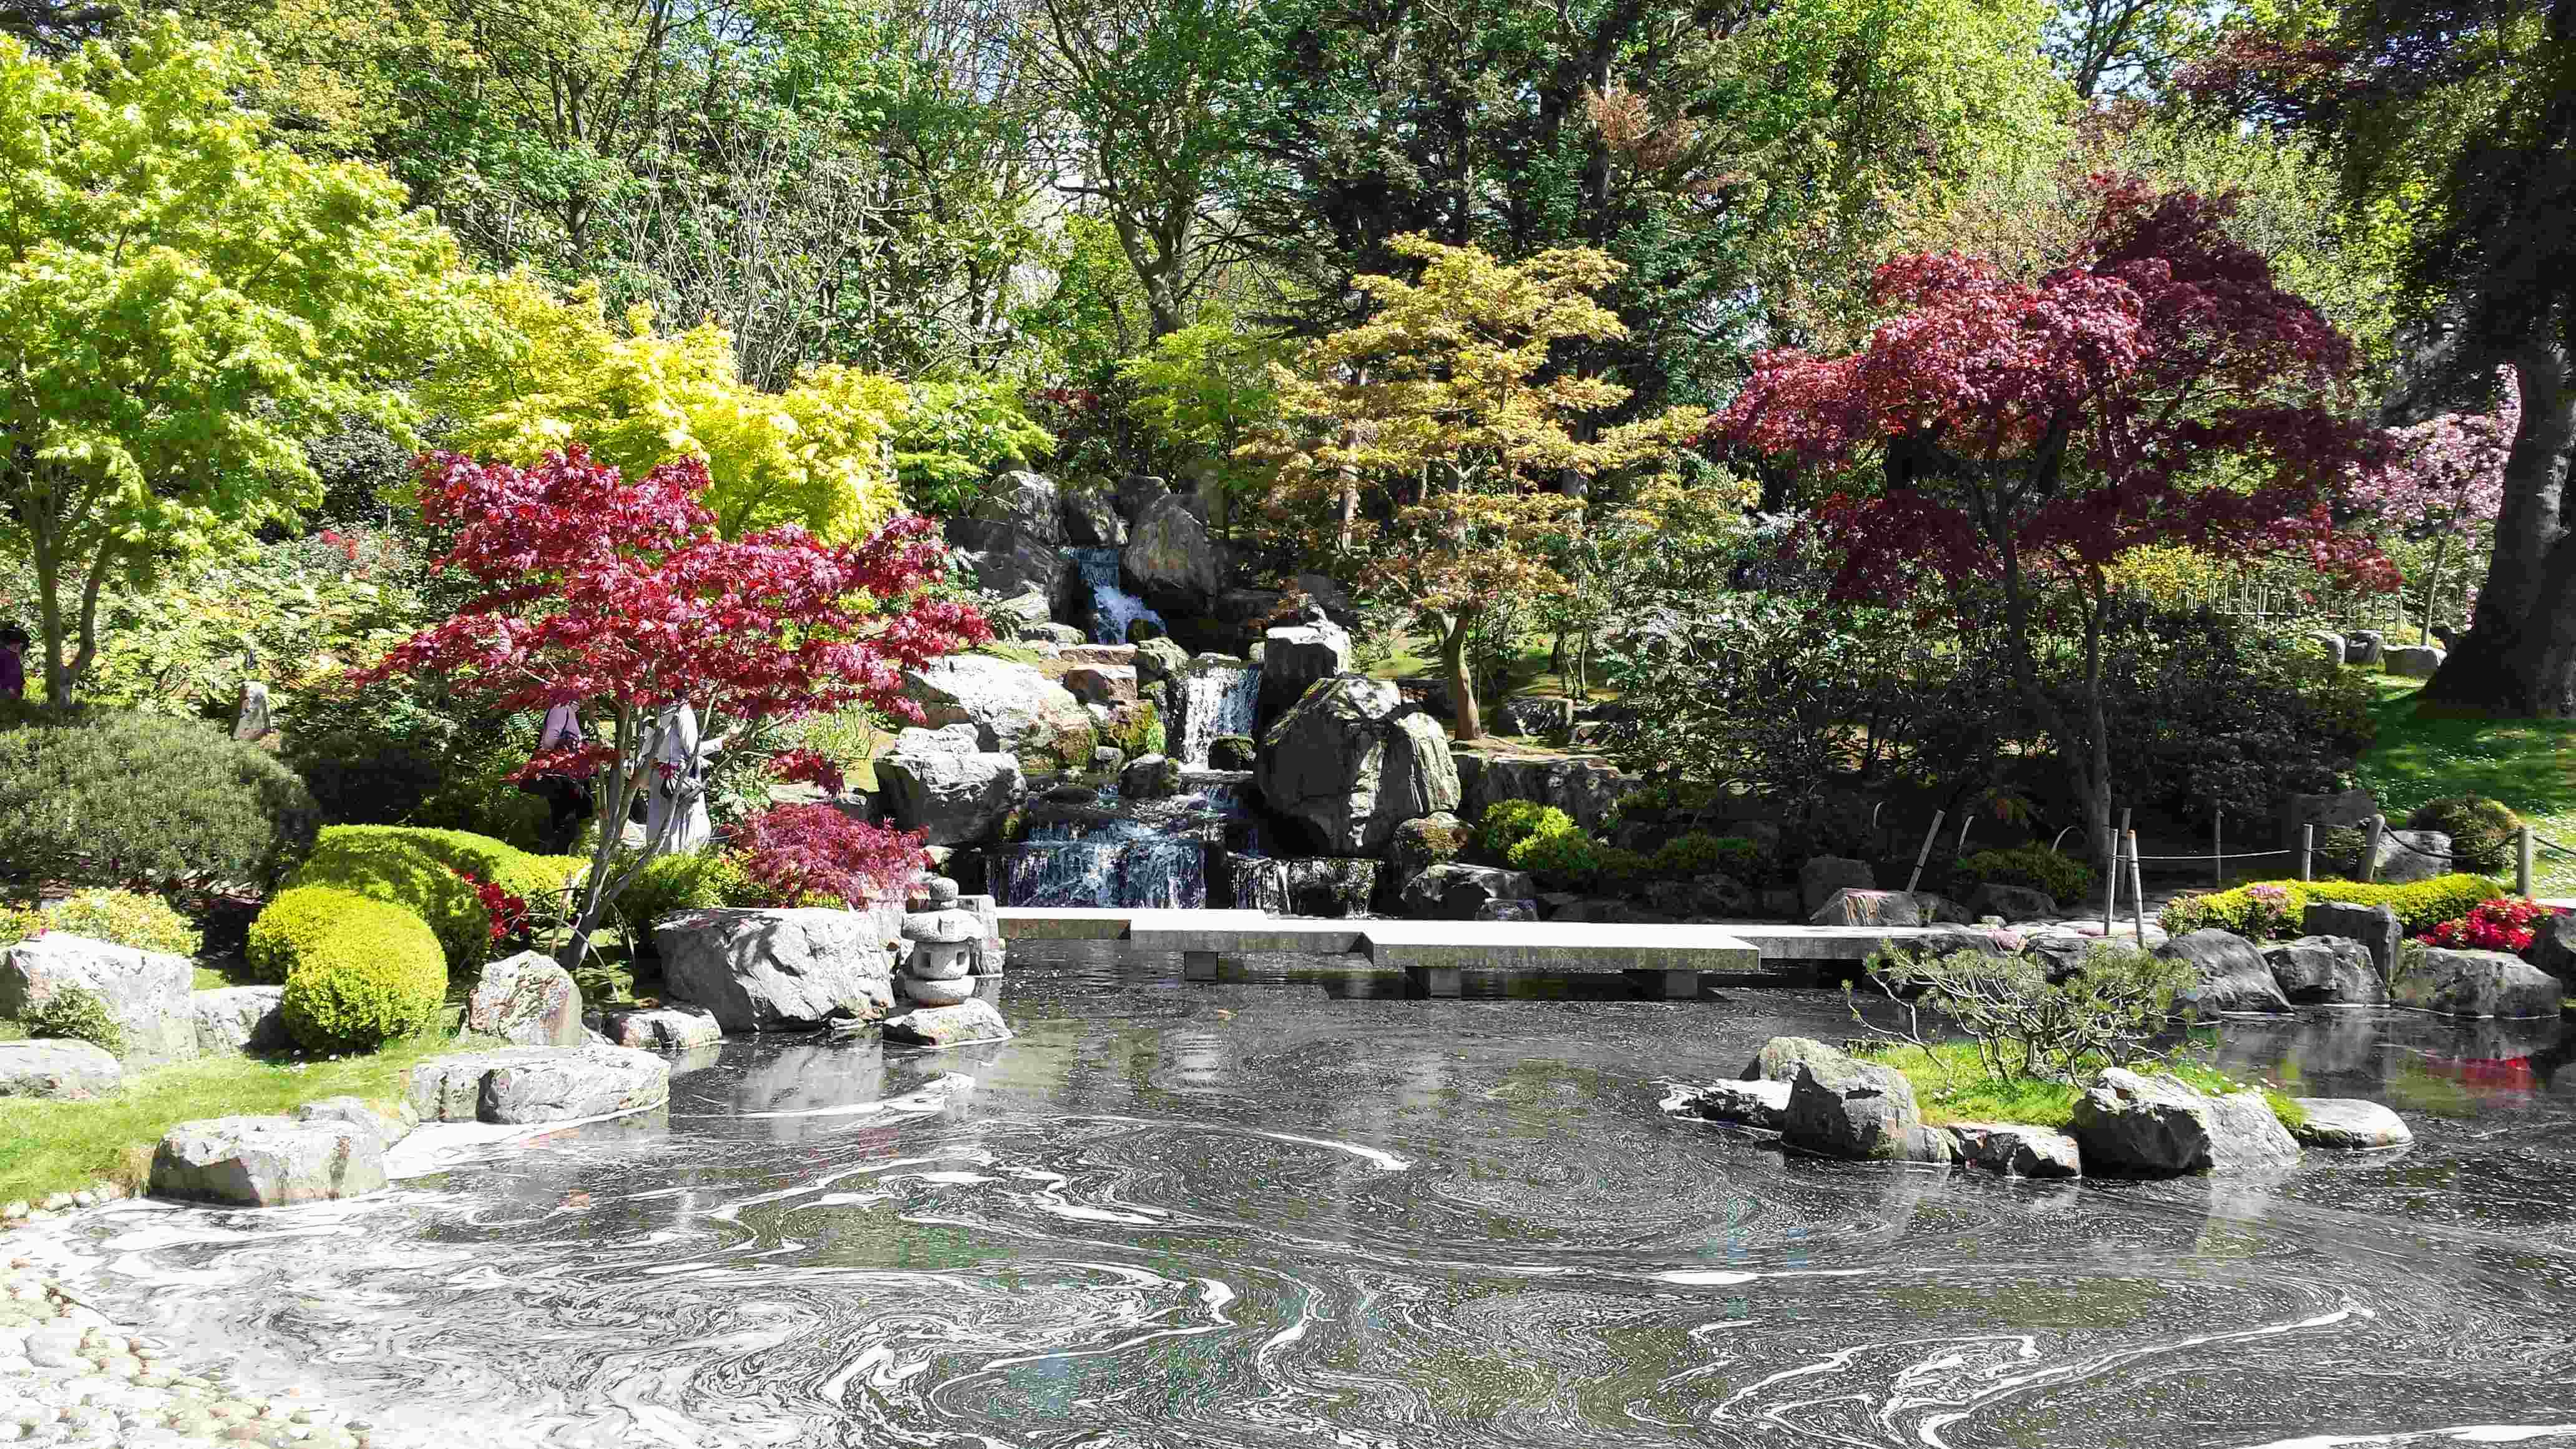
top-left (732, 804), bottom-right (927, 909)
top-left (1710, 177), bottom-right (2396, 861)
top-left (451, 867), bottom-right (531, 944)
top-left (359, 446), bottom-right (988, 960)
top-left (767, 748), bottom-right (850, 798)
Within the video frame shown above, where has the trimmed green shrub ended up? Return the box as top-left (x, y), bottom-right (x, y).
top-left (617, 852), bottom-right (759, 938)
top-left (285, 829), bottom-right (494, 975)
top-left (1508, 829), bottom-right (1647, 892)
top-left (46, 889), bottom-right (202, 957)
top-left (1953, 846), bottom-right (2097, 905)
top-left (2159, 873), bottom-right (2506, 940)
top-left (2405, 796), bottom-right (2521, 872)
top-left (261, 887), bottom-right (447, 1051)
top-left (1477, 801), bottom-right (1576, 862)
top-left (1651, 832), bottom-right (1764, 881)
top-left (24, 984), bottom-right (123, 1056)
top-left (0, 713), bottom-right (319, 889)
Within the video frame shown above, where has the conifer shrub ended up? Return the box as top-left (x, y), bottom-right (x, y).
top-left (1952, 846), bottom-right (2097, 905)
top-left (1477, 800), bottom-right (1576, 862)
top-left (0, 713), bottom-right (318, 889)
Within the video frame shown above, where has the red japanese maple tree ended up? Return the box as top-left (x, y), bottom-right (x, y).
top-left (1713, 178), bottom-right (2396, 863)
top-left (359, 446), bottom-right (989, 963)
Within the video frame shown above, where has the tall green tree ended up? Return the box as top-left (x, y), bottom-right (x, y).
top-left (0, 22), bottom-right (477, 712)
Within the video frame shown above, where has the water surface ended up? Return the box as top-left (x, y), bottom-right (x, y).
top-left (52, 944), bottom-right (2576, 1448)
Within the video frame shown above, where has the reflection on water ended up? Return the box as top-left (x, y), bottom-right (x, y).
top-left (49, 942), bottom-right (2576, 1448)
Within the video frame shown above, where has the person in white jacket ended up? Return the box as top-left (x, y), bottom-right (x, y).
top-left (638, 702), bottom-right (728, 856)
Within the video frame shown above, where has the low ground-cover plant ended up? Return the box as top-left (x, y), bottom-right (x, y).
top-left (2417, 896), bottom-right (2562, 952)
top-left (1476, 801), bottom-right (1576, 862)
top-left (2159, 874), bottom-right (2505, 939)
top-left (44, 889), bottom-right (204, 958)
top-left (24, 984), bottom-right (124, 1057)
top-left (1951, 846), bottom-right (2096, 905)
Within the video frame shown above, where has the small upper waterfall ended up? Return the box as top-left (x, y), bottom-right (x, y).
top-left (1173, 661), bottom-right (1258, 767)
top-left (1067, 545), bottom-right (1163, 645)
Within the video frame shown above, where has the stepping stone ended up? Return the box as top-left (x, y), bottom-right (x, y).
top-left (150, 1116), bottom-right (386, 1206)
top-left (2288, 1098), bottom-right (2413, 1150)
top-left (406, 1045), bottom-right (670, 1124)
top-left (881, 999), bottom-right (1013, 1049)
top-left (0, 1040), bottom-right (121, 1100)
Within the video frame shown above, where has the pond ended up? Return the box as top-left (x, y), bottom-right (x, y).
top-left (46, 942), bottom-right (2576, 1448)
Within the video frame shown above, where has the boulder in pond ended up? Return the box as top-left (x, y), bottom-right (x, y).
top-left (656, 907), bottom-right (897, 1032)
top-left (1783, 1050), bottom-right (1950, 1163)
top-left (2287, 1098), bottom-right (2413, 1150)
top-left (465, 950), bottom-right (586, 1047)
top-left (0, 1040), bottom-right (120, 1100)
top-left (1255, 675), bottom-right (1460, 856)
top-left (407, 1044), bottom-right (671, 1124)
top-left (189, 985), bottom-right (290, 1055)
top-left (1946, 1123), bottom-right (2082, 1178)
top-left (1119, 752), bottom-right (1181, 801)
top-left (1743, 1035), bottom-right (1845, 1083)
top-left (2303, 900), bottom-right (2403, 982)
top-left (1691, 1078), bottom-right (1790, 1131)
top-left (150, 1116), bottom-right (386, 1206)
top-left (599, 1003), bottom-right (724, 1051)
top-left (2156, 929), bottom-right (2291, 1013)
top-left (2260, 936), bottom-right (2384, 1005)
top-left (2525, 912), bottom-right (2576, 983)
top-left (2391, 946), bottom-right (2561, 1018)
top-left (882, 998), bottom-right (1012, 1048)
top-left (0, 933), bottom-right (196, 1067)
top-left (1799, 857), bottom-right (1875, 914)
top-left (1207, 734), bottom-right (1257, 771)
top-left (2067, 1067), bottom-right (2300, 1175)
top-left (295, 1095), bottom-right (418, 1151)
top-left (1399, 862), bottom-right (1536, 920)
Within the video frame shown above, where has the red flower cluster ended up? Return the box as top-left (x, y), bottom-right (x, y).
top-left (452, 867), bottom-right (532, 944)
top-left (731, 804), bottom-right (926, 909)
top-left (2418, 897), bottom-right (2562, 954)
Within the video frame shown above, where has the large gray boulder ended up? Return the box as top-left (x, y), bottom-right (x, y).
top-left (407, 1044), bottom-right (671, 1124)
top-left (2385, 644), bottom-right (2444, 678)
top-left (1743, 1035), bottom-right (1847, 1083)
top-left (1644, 874), bottom-right (1757, 921)
top-left (1399, 863), bottom-right (1537, 920)
top-left (658, 907), bottom-right (897, 1031)
top-left (2343, 629), bottom-right (2384, 666)
top-left (2288, 1098), bottom-right (2413, 1150)
top-left (600, 1004), bottom-right (724, 1050)
top-left (0, 1040), bottom-right (120, 1100)
top-left (464, 950), bottom-right (586, 1047)
top-left (1118, 752), bottom-right (1181, 801)
top-left (902, 655), bottom-right (1093, 769)
top-left (2157, 929), bottom-right (2292, 1014)
top-left (2527, 912), bottom-right (2576, 983)
top-left (2260, 935), bottom-right (2384, 1005)
top-left (882, 998), bottom-right (1013, 1048)
top-left (1498, 696), bottom-right (1578, 739)
top-left (1799, 857), bottom-right (1876, 915)
top-left (1059, 482), bottom-right (1126, 546)
top-left (967, 469), bottom-right (1062, 543)
top-left (1255, 675), bottom-right (1460, 856)
top-left (1451, 752), bottom-right (1626, 834)
top-left (150, 1116), bottom-right (386, 1206)
top-left (295, 1095), bottom-right (417, 1152)
top-left (1115, 472), bottom-right (1173, 523)
top-left (190, 985), bottom-right (290, 1055)
top-left (2391, 946), bottom-right (2562, 1018)
top-left (1387, 811), bottom-right (1468, 882)
top-left (1122, 494), bottom-right (1223, 613)
top-left (2370, 828), bottom-right (2453, 884)
top-left (1259, 621), bottom-right (1354, 724)
top-left (1947, 1123), bottom-right (2082, 1178)
top-left (877, 725), bottom-right (1027, 846)
top-left (2303, 900), bottom-right (2403, 982)
top-left (952, 524), bottom-right (1075, 619)
top-left (1783, 1049), bottom-right (1948, 1163)
top-left (1809, 889), bottom-right (1925, 927)
top-left (2067, 1066), bottom-right (2300, 1175)
top-left (1690, 1078), bottom-right (1791, 1132)
top-left (0, 933), bottom-right (197, 1067)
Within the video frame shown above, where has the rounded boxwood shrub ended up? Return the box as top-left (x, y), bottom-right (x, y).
top-left (281, 825), bottom-right (571, 974)
top-left (256, 886), bottom-right (446, 1050)
top-left (1478, 801), bottom-right (1576, 862)
top-left (1953, 846), bottom-right (2097, 905)
top-left (46, 888), bottom-right (202, 957)
top-left (0, 713), bottom-right (319, 889)
top-left (2405, 796), bottom-right (2522, 872)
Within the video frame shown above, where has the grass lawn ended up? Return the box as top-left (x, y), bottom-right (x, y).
top-left (2352, 676), bottom-right (2576, 895)
top-left (1865, 1041), bottom-right (2306, 1131)
top-left (0, 1033), bottom-right (469, 1204)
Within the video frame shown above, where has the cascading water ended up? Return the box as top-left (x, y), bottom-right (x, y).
top-left (1174, 663), bottom-right (1258, 766)
top-left (989, 778), bottom-right (1257, 909)
top-left (1067, 546), bottom-right (1163, 645)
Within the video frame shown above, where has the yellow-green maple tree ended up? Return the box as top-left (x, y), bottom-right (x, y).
top-left (1241, 235), bottom-right (1704, 739)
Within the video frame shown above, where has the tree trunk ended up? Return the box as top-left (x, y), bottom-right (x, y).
top-left (2424, 339), bottom-right (2576, 715)
top-left (1441, 614), bottom-right (1483, 742)
top-left (2417, 530), bottom-right (2451, 646)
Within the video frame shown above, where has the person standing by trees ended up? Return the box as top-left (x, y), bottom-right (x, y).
top-left (522, 702), bottom-right (596, 854)
top-left (0, 624), bottom-right (27, 705)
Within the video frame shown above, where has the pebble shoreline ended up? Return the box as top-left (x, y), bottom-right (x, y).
top-left (0, 1199), bottom-right (375, 1449)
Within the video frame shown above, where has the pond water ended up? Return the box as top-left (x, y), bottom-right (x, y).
top-left (49, 942), bottom-right (2576, 1448)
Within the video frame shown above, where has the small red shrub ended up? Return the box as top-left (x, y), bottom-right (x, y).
top-left (731, 805), bottom-right (925, 907)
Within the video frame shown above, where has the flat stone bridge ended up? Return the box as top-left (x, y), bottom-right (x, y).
top-left (997, 907), bottom-right (1956, 997)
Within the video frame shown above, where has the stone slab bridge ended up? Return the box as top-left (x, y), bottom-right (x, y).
top-left (997, 908), bottom-right (1955, 998)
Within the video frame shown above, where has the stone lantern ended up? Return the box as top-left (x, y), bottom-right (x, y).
top-left (898, 877), bottom-right (982, 1008)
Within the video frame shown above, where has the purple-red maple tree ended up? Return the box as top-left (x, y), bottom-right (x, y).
top-left (732, 804), bottom-right (928, 909)
top-left (358, 446), bottom-right (989, 964)
top-left (1713, 177), bottom-right (2396, 863)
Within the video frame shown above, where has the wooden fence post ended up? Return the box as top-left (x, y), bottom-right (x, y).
top-left (1905, 810), bottom-right (1945, 894)
top-left (2129, 828), bottom-right (2148, 944)
top-left (2519, 824), bottom-right (2536, 900)
top-left (2363, 815), bottom-right (2385, 884)
top-left (2300, 824), bottom-right (2314, 883)
top-left (2212, 804), bottom-right (2223, 889)
top-left (2104, 806), bottom-right (2132, 936)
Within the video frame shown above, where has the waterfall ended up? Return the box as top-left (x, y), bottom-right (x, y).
top-left (988, 781), bottom-right (1256, 909)
top-left (1067, 545), bottom-right (1163, 645)
top-left (1228, 857), bottom-right (1378, 917)
top-left (1174, 664), bottom-right (1258, 767)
